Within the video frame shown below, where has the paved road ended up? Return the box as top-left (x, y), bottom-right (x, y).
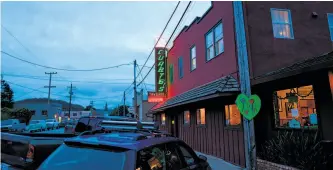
top-left (37, 127), bottom-right (65, 134)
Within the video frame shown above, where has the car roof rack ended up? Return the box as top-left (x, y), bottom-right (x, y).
top-left (100, 120), bottom-right (159, 130)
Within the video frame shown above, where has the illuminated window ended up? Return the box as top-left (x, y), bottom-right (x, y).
top-left (184, 111), bottom-right (190, 125)
top-left (190, 46), bottom-right (196, 71)
top-left (273, 85), bottom-right (318, 129)
top-left (225, 104), bottom-right (241, 126)
top-left (271, 8), bottom-right (294, 39)
top-left (196, 108), bottom-right (206, 125)
top-left (328, 13), bottom-right (333, 41)
top-left (161, 113), bottom-right (166, 125)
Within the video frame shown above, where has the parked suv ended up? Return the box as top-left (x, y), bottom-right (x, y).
top-left (38, 131), bottom-right (211, 170)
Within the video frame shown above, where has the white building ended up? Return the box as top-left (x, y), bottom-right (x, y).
top-left (61, 111), bottom-right (91, 120)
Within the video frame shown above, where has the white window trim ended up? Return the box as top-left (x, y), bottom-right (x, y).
top-left (270, 8), bottom-right (294, 39)
top-left (205, 22), bottom-right (224, 61)
top-left (190, 46), bottom-right (196, 71)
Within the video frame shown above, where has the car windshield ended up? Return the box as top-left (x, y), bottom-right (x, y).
top-left (46, 119), bottom-right (54, 122)
top-left (1, 120), bottom-right (13, 126)
top-left (38, 144), bottom-right (133, 170)
top-left (30, 120), bottom-right (39, 124)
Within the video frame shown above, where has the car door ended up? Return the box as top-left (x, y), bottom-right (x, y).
top-left (175, 142), bottom-right (210, 170)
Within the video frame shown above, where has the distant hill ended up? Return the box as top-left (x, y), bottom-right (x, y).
top-left (15, 98), bottom-right (85, 111)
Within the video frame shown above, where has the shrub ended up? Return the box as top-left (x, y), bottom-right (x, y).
top-left (258, 130), bottom-right (331, 170)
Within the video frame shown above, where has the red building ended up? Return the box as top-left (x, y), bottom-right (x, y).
top-left (150, 1), bottom-right (333, 168)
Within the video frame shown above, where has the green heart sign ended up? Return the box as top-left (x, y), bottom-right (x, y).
top-left (235, 93), bottom-right (261, 120)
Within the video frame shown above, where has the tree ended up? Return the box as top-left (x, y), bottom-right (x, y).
top-left (10, 108), bottom-right (33, 124)
top-left (1, 80), bottom-right (14, 108)
top-left (104, 102), bottom-right (108, 111)
top-left (110, 105), bottom-right (129, 116)
top-left (84, 105), bottom-right (96, 111)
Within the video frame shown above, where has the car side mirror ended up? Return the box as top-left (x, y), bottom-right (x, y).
top-left (198, 155), bottom-right (207, 162)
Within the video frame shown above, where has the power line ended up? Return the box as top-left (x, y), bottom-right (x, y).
top-left (136, 63), bottom-right (148, 93)
top-left (1, 51), bottom-right (133, 72)
top-left (1, 73), bottom-right (155, 86)
top-left (1, 24), bottom-right (40, 59)
top-left (137, 1), bottom-right (192, 87)
top-left (6, 80), bottom-right (125, 100)
top-left (136, 1), bottom-right (181, 80)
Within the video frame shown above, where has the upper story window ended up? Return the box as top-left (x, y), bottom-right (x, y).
top-left (184, 110), bottom-right (190, 125)
top-left (178, 57), bottom-right (184, 79)
top-left (270, 8), bottom-right (294, 39)
top-left (206, 22), bottom-right (224, 61)
top-left (328, 13), bottom-right (333, 41)
top-left (169, 64), bottom-right (174, 84)
top-left (190, 46), bottom-right (196, 71)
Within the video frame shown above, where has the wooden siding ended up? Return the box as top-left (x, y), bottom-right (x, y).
top-left (155, 104), bottom-right (246, 167)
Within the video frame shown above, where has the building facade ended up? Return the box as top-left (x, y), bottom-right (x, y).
top-left (61, 111), bottom-right (91, 120)
top-left (133, 89), bottom-right (156, 122)
top-left (151, 1), bottom-right (333, 168)
top-left (242, 1), bottom-right (333, 150)
top-left (14, 102), bottom-right (62, 121)
top-left (153, 1), bottom-right (246, 167)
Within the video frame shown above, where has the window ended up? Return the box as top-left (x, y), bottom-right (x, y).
top-left (225, 104), bottom-right (241, 126)
top-left (42, 110), bottom-right (48, 116)
top-left (178, 57), bottom-right (183, 79)
top-left (183, 111), bottom-right (190, 125)
top-left (190, 46), bottom-right (196, 71)
top-left (30, 110), bottom-right (36, 115)
top-left (273, 85), bottom-right (318, 129)
top-left (270, 8), bottom-right (294, 39)
top-left (178, 144), bottom-right (196, 166)
top-left (205, 22), bottom-right (224, 61)
top-left (196, 108), bottom-right (206, 125)
top-left (161, 113), bottom-right (166, 125)
top-left (328, 13), bottom-right (333, 41)
top-left (169, 64), bottom-right (174, 84)
top-left (136, 144), bottom-right (167, 170)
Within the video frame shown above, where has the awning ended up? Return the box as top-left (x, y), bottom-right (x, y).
top-left (252, 51), bottom-right (333, 85)
top-left (150, 75), bottom-right (240, 113)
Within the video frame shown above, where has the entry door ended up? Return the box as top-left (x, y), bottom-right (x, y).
top-left (170, 115), bottom-right (179, 137)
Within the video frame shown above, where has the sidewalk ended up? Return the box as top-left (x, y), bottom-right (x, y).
top-left (195, 151), bottom-right (243, 170)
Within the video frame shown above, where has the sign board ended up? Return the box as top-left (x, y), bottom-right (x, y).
top-left (155, 48), bottom-right (167, 94)
top-left (148, 91), bottom-right (166, 103)
top-left (235, 93), bottom-right (261, 120)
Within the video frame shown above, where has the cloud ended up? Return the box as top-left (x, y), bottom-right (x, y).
top-left (1, 1), bottom-right (211, 109)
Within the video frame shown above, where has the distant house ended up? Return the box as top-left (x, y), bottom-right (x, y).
top-left (14, 102), bottom-right (62, 121)
top-left (61, 111), bottom-right (91, 120)
top-left (132, 89), bottom-right (157, 122)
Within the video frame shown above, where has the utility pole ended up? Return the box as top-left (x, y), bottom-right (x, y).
top-left (44, 72), bottom-right (57, 105)
top-left (233, 2), bottom-right (256, 169)
top-left (123, 91), bottom-right (126, 116)
top-left (90, 101), bottom-right (94, 116)
top-left (67, 83), bottom-right (76, 118)
top-left (133, 60), bottom-right (138, 120)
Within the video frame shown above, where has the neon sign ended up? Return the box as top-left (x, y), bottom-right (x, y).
top-left (155, 48), bottom-right (167, 94)
top-left (148, 92), bottom-right (166, 103)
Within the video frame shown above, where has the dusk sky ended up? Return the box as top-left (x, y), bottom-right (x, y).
top-left (1, 1), bottom-right (211, 109)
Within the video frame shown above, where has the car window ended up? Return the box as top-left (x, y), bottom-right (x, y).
top-left (136, 144), bottom-right (167, 170)
top-left (75, 118), bottom-right (89, 132)
top-left (177, 143), bottom-right (197, 166)
top-left (38, 144), bottom-right (133, 170)
top-left (165, 143), bottom-right (185, 170)
top-left (88, 118), bottom-right (101, 130)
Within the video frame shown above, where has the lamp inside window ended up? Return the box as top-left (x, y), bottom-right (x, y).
top-left (225, 104), bottom-right (241, 126)
top-left (161, 113), bottom-right (166, 125)
top-left (196, 108), bottom-right (206, 125)
top-left (273, 85), bottom-right (318, 129)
